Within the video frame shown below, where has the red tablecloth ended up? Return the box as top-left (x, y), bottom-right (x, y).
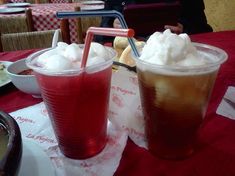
top-left (0, 3), bottom-right (80, 43)
top-left (1, 30), bottom-right (235, 176)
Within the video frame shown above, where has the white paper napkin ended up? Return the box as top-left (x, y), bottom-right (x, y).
top-left (10, 102), bottom-right (128, 176)
top-left (109, 66), bottom-right (147, 148)
top-left (216, 86), bottom-right (235, 120)
top-left (10, 66), bottom-right (148, 176)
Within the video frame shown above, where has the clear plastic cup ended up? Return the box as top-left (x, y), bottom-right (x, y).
top-left (26, 46), bottom-right (116, 159)
top-left (134, 43), bottom-right (227, 159)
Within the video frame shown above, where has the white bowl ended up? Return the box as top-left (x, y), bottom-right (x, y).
top-left (81, 0), bottom-right (104, 10)
top-left (6, 58), bottom-right (41, 98)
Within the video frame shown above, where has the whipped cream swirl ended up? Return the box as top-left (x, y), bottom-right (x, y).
top-left (139, 29), bottom-right (206, 66)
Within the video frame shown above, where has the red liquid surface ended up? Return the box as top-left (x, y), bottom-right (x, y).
top-left (18, 69), bottom-right (33, 75)
top-left (35, 66), bottom-right (112, 159)
top-left (137, 69), bottom-right (217, 159)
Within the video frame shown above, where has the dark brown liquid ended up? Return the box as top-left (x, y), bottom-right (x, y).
top-left (137, 69), bottom-right (217, 159)
top-left (0, 123), bottom-right (9, 159)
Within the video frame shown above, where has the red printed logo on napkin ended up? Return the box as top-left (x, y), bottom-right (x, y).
top-left (112, 93), bottom-right (124, 108)
top-left (40, 107), bottom-right (48, 117)
top-left (129, 76), bottom-right (138, 86)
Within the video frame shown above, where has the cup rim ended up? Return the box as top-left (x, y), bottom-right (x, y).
top-left (26, 46), bottom-right (117, 76)
top-left (133, 42), bottom-right (228, 72)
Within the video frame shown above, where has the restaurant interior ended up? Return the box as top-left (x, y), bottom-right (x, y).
top-left (0, 0), bottom-right (235, 176)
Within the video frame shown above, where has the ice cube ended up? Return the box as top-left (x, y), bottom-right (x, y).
top-left (44, 54), bottom-right (72, 71)
top-left (64, 43), bottom-right (83, 62)
top-left (37, 48), bottom-right (58, 66)
top-left (87, 56), bottom-right (105, 67)
top-left (154, 79), bottom-right (179, 107)
top-left (88, 42), bottom-right (108, 59)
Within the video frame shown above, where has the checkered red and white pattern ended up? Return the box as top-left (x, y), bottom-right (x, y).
top-left (0, 3), bottom-right (80, 43)
top-left (30, 3), bottom-right (80, 43)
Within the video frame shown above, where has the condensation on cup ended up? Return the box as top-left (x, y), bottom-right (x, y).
top-left (134, 30), bottom-right (228, 159)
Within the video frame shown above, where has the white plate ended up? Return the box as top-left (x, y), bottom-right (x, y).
top-left (18, 139), bottom-right (55, 176)
top-left (81, 0), bottom-right (104, 10)
top-left (6, 3), bottom-right (30, 8)
top-left (0, 61), bottom-right (12, 87)
top-left (0, 8), bottom-right (25, 14)
top-left (82, 0), bottom-right (104, 5)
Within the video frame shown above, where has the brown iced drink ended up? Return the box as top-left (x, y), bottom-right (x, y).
top-left (135, 30), bottom-right (227, 159)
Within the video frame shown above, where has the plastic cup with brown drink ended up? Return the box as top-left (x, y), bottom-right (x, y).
top-left (134, 30), bottom-right (228, 159)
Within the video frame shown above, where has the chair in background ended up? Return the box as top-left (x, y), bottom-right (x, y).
top-left (74, 6), bottom-right (84, 44)
top-left (0, 19), bottom-right (70, 52)
top-left (123, 1), bottom-right (181, 38)
top-left (0, 8), bottom-right (34, 34)
top-left (74, 6), bottom-right (102, 43)
top-left (0, 0), bottom-right (5, 4)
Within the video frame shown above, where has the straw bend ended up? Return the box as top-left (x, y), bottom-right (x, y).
top-left (81, 27), bottom-right (135, 68)
top-left (87, 27), bottom-right (135, 38)
top-left (56, 10), bottom-right (140, 57)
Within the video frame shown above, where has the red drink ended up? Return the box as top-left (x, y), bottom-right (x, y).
top-left (27, 47), bottom-right (115, 159)
top-left (35, 67), bottom-right (111, 159)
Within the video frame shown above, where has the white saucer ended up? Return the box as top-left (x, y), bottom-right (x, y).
top-left (0, 8), bottom-right (25, 14)
top-left (18, 139), bottom-right (55, 176)
top-left (6, 3), bottom-right (30, 8)
top-left (81, 0), bottom-right (104, 10)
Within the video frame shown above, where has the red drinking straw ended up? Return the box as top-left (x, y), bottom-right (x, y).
top-left (81, 27), bottom-right (135, 68)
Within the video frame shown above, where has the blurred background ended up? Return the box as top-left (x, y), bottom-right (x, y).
top-left (204, 0), bottom-right (235, 31)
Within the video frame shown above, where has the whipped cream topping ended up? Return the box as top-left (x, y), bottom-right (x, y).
top-left (139, 29), bottom-right (206, 66)
top-left (36, 42), bottom-right (110, 71)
